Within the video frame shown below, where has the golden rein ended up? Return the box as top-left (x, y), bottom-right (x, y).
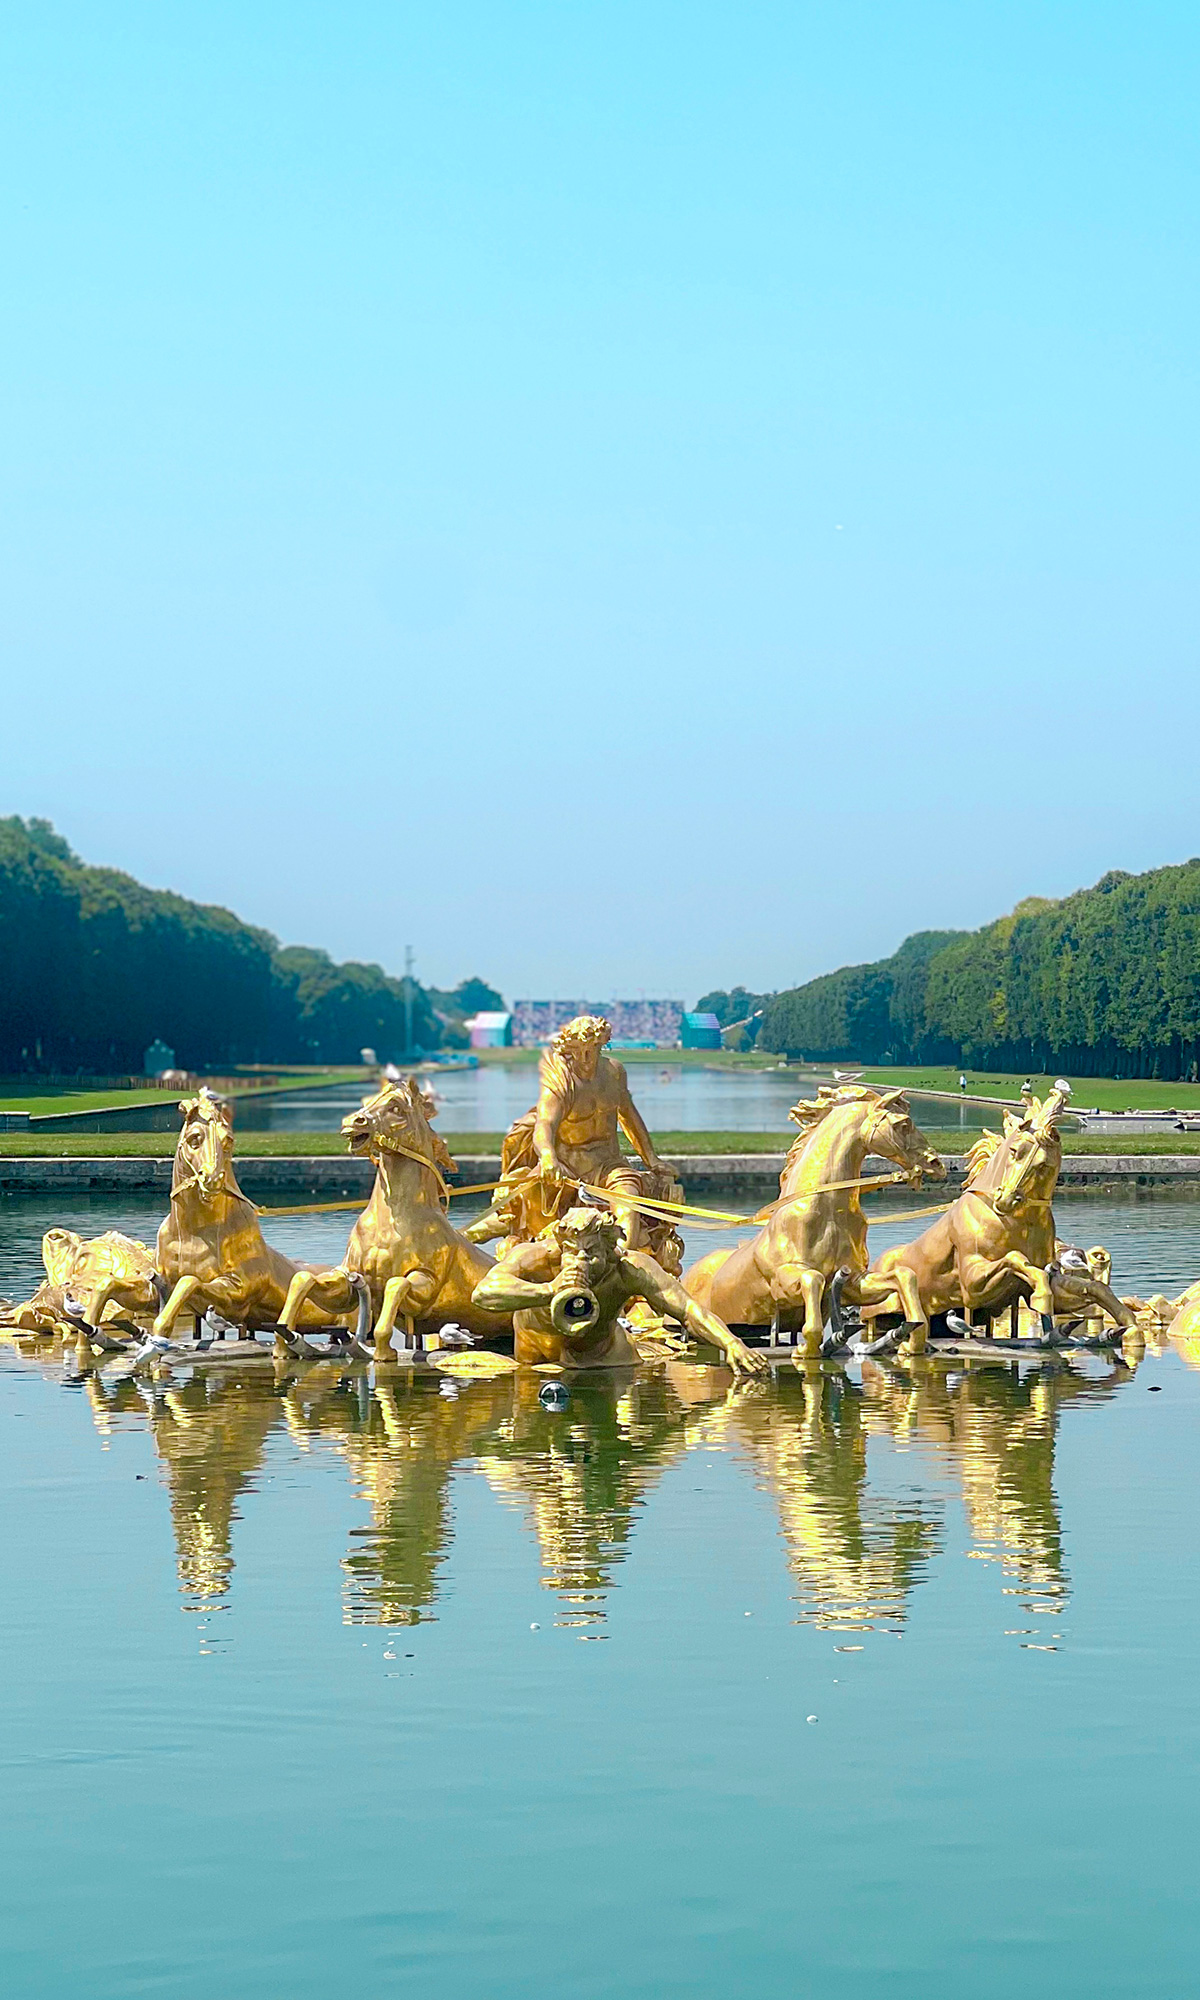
top-left (258, 1164), bottom-right (947, 1230)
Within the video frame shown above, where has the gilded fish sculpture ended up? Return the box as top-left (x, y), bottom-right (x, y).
top-left (1, 1227), bottom-right (161, 1340)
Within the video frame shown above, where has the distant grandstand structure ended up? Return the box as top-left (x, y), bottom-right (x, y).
top-left (511, 1000), bottom-right (684, 1049)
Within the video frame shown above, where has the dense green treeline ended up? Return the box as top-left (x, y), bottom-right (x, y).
top-left (759, 861), bottom-right (1200, 1080)
top-left (0, 817), bottom-right (497, 1073)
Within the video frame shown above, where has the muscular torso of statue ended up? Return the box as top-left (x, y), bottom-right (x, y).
top-left (545, 1059), bottom-right (630, 1181)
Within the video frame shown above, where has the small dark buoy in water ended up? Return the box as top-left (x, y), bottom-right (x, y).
top-left (539, 1381), bottom-right (570, 1412)
top-left (1148, 1384), bottom-right (1163, 1392)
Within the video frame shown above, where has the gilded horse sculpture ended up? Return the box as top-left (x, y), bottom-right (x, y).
top-left (859, 1082), bottom-right (1136, 1353)
top-left (683, 1086), bottom-right (946, 1355)
top-left (153, 1089), bottom-right (355, 1342)
top-left (278, 1077), bottom-right (512, 1360)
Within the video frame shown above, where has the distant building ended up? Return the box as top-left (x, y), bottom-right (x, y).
top-left (467, 1011), bottom-right (513, 1049)
top-left (680, 1011), bottom-right (722, 1051)
top-left (143, 1038), bottom-right (176, 1075)
top-left (511, 1000), bottom-right (683, 1049)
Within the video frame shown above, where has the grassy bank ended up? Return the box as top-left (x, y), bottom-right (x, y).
top-left (861, 1065), bottom-right (1200, 1113)
top-left (0, 1068), bottom-right (365, 1120)
top-left (7, 1126), bottom-right (1200, 1161)
top-left (0, 1128), bottom-right (798, 1159)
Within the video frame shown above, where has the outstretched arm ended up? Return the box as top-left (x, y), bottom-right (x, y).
top-left (471, 1242), bottom-right (558, 1315)
top-left (625, 1255), bottom-right (766, 1377)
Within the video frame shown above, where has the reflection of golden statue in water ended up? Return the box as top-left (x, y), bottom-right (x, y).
top-left (465, 1015), bottom-right (685, 1267)
top-left (476, 1367), bottom-right (732, 1634)
top-left (85, 1367), bottom-right (281, 1608)
top-left (284, 1368), bottom-right (512, 1625)
top-left (858, 1358), bottom-right (1132, 1628)
top-left (709, 1372), bottom-right (943, 1631)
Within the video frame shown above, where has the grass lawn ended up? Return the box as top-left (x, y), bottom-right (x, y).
top-left (861, 1065), bottom-right (1200, 1112)
top-left (6, 1126), bottom-right (1200, 1161)
top-left (0, 1128), bottom-right (799, 1159)
top-left (0, 1069), bottom-right (365, 1120)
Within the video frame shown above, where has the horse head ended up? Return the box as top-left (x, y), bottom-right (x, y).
top-left (991, 1081), bottom-right (1070, 1214)
top-left (342, 1076), bottom-right (457, 1183)
top-left (860, 1089), bottom-right (948, 1186)
top-left (173, 1089), bottom-right (237, 1200)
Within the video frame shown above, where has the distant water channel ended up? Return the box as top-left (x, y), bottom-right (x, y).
top-left (3, 1189), bottom-right (1200, 1996)
top-left (49, 1065), bottom-right (982, 1135)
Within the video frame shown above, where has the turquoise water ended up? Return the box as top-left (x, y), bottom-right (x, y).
top-left (3, 1191), bottom-right (1200, 1996)
top-left (40, 1064), bottom-right (973, 1135)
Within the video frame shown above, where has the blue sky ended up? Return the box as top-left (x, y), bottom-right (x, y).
top-left (3, 2), bottom-right (1197, 1001)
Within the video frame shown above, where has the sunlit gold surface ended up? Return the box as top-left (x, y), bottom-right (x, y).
top-left (682, 1086), bottom-right (945, 1353)
top-left (859, 1084), bottom-right (1136, 1352)
top-left (2, 1227), bottom-right (159, 1334)
top-left (277, 1077), bottom-right (511, 1358)
top-left (464, 1015), bottom-right (685, 1270)
top-left (152, 1089), bottom-right (347, 1338)
top-left (472, 1203), bottom-right (766, 1376)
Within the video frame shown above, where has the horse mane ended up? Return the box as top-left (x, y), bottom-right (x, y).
top-left (962, 1127), bottom-right (1004, 1188)
top-left (370, 1078), bottom-right (457, 1184)
top-left (782, 1084), bottom-right (899, 1172)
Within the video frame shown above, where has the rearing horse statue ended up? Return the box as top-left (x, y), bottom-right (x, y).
top-left (154, 1089), bottom-right (353, 1341)
top-left (859, 1081), bottom-right (1135, 1352)
top-left (278, 1077), bottom-right (512, 1360)
top-left (683, 1086), bottom-right (946, 1356)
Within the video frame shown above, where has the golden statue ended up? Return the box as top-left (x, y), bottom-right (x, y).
top-left (858, 1083), bottom-right (1135, 1353)
top-left (465, 1015), bottom-right (685, 1269)
top-left (471, 1204), bottom-right (766, 1376)
top-left (1, 1227), bottom-right (161, 1341)
top-left (153, 1089), bottom-right (352, 1341)
top-left (683, 1086), bottom-right (946, 1355)
top-left (278, 1076), bottom-right (512, 1359)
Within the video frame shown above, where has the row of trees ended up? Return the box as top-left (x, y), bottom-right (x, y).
top-left (0, 817), bottom-right (500, 1074)
top-left (758, 860), bottom-right (1200, 1081)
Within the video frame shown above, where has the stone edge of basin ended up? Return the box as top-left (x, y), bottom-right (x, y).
top-left (3, 1153), bottom-right (1200, 1197)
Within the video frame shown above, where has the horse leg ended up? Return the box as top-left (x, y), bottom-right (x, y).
top-left (1049, 1269), bottom-right (1135, 1343)
top-left (279, 1267), bottom-right (354, 1334)
top-left (153, 1274), bottom-right (201, 1341)
top-left (997, 1253), bottom-right (1056, 1339)
top-left (848, 1267), bottom-right (929, 1355)
top-left (375, 1269), bottom-right (437, 1360)
top-left (78, 1279), bottom-right (133, 1349)
top-left (793, 1267), bottom-right (827, 1360)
